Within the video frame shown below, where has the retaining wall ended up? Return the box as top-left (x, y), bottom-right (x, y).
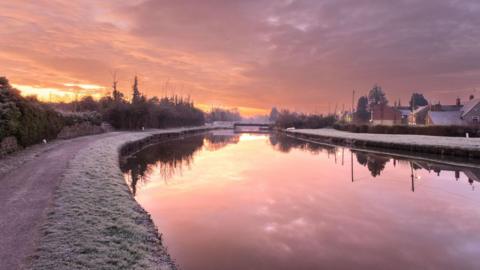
top-left (284, 130), bottom-right (480, 159)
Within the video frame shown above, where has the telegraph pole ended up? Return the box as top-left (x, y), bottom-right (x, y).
top-left (352, 89), bottom-right (356, 113)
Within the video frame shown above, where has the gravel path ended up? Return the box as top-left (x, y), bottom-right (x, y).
top-left (0, 132), bottom-right (124, 270)
top-left (0, 127), bottom-right (210, 270)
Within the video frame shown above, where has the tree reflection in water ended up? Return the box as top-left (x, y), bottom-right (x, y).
top-left (123, 132), bottom-right (480, 195)
top-left (270, 133), bottom-right (480, 191)
top-left (204, 131), bottom-right (240, 151)
top-left (269, 133), bottom-right (336, 155)
top-left (121, 132), bottom-right (240, 195)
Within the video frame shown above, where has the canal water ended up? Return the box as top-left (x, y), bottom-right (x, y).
top-left (121, 130), bottom-right (480, 270)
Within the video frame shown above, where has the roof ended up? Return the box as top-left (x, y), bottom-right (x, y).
top-left (439, 105), bottom-right (463, 111)
top-left (428, 111), bottom-right (466, 126)
top-left (397, 106), bottom-right (411, 111)
top-left (412, 105), bottom-right (428, 115)
top-left (398, 109), bottom-right (411, 117)
top-left (461, 98), bottom-right (480, 117)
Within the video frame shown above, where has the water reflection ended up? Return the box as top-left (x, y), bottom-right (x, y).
top-left (269, 132), bottom-right (336, 155)
top-left (269, 133), bottom-right (479, 190)
top-left (121, 131), bottom-right (240, 195)
top-left (123, 132), bottom-right (480, 196)
top-left (122, 131), bottom-right (480, 270)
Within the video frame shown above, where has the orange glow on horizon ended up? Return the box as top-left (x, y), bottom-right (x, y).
top-left (14, 84), bottom-right (105, 102)
top-left (196, 103), bottom-right (268, 117)
top-left (14, 83), bottom-right (268, 116)
top-left (2, 1), bottom-right (479, 117)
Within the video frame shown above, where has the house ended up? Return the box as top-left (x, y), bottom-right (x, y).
top-left (409, 105), bottom-right (429, 125)
top-left (371, 96), bottom-right (480, 127)
top-left (425, 97), bottom-right (480, 126)
top-left (397, 106), bottom-right (411, 125)
top-left (409, 96), bottom-right (480, 126)
top-left (370, 104), bottom-right (403, 125)
top-left (460, 98), bottom-right (480, 125)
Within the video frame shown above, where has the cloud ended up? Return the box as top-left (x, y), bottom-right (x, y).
top-left (1, 0), bottom-right (480, 114)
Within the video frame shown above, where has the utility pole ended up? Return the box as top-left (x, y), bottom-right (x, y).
top-left (352, 89), bottom-right (355, 113)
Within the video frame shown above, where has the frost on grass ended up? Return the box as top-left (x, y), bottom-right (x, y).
top-left (290, 128), bottom-right (480, 150)
top-left (29, 132), bottom-right (178, 270)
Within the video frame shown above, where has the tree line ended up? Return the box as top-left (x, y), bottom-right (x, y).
top-left (50, 76), bottom-right (206, 129)
top-left (269, 107), bottom-right (337, 129)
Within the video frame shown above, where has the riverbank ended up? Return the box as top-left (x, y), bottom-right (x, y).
top-left (25, 127), bottom-right (212, 270)
top-left (285, 128), bottom-right (480, 159)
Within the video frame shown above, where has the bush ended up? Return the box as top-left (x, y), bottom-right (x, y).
top-left (0, 77), bottom-right (65, 146)
top-left (62, 111), bottom-right (102, 126)
top-left (102, 96), bottom-right (205, 130)
top-left (0, 77), bottom-right (107, 147)
top-left (333, 123), bottom-right (480, 137)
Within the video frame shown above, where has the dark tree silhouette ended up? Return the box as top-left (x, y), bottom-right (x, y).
top-left (131, 76), bottom-right (142, 104)
top-left (355, 96), bottom-right (370, 123)
top-left (368, 84), bottom-right (388, 110)
top-left (269, 107), bottom-right (279, 122)
top-left (409, 93), bottom-right (428, 110)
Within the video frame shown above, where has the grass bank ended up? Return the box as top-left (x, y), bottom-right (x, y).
top-left (285, 128), bottom-right (480, 159)
top-left (29, 127), bottom-right (212, 270)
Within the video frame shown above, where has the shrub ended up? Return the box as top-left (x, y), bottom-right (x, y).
top-left (0, 77), bottom-right (65, 146)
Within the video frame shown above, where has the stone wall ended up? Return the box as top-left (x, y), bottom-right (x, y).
top-left (57, 122), bottom-right (104, 140)
top-left (0, 136), bottom-right (19, 157)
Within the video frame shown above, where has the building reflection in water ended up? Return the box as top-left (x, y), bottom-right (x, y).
top-left (121, 131), bottom-right (480, 270)
top-left (122, 132), bottom-right (479, 196)
top-left (268, 133), bottom-right (479, 192)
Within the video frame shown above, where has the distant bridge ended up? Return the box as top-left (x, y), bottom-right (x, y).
top-left (233, 122), bottom-right (274, 129)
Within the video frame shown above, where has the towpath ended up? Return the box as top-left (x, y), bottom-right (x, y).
top-left (0, 132), bottom-right (123, 270)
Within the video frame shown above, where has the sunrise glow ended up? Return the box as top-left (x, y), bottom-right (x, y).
top-left (2, 1), bottom-right (479, 114)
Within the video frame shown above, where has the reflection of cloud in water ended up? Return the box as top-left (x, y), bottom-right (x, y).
top-left (125, 131), bottom-right (480, 270)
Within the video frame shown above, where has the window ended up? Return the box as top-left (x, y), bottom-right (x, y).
top-left (473, 116), bottom-right (479, 124)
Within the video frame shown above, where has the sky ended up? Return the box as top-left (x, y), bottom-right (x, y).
top-left (1, 0), bottom-right (480, 116)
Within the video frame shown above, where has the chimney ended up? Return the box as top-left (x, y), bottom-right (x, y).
top-left (456, 97), bottom-right (461, 106)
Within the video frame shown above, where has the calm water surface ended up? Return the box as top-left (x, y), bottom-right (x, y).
top-left (122, 130), bottom-right (480, 270)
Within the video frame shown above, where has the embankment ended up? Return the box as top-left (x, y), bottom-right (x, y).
top-left (284, 128), bottom-right (480, 159)
top-left (29, 127), bottom-right (213, 270)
